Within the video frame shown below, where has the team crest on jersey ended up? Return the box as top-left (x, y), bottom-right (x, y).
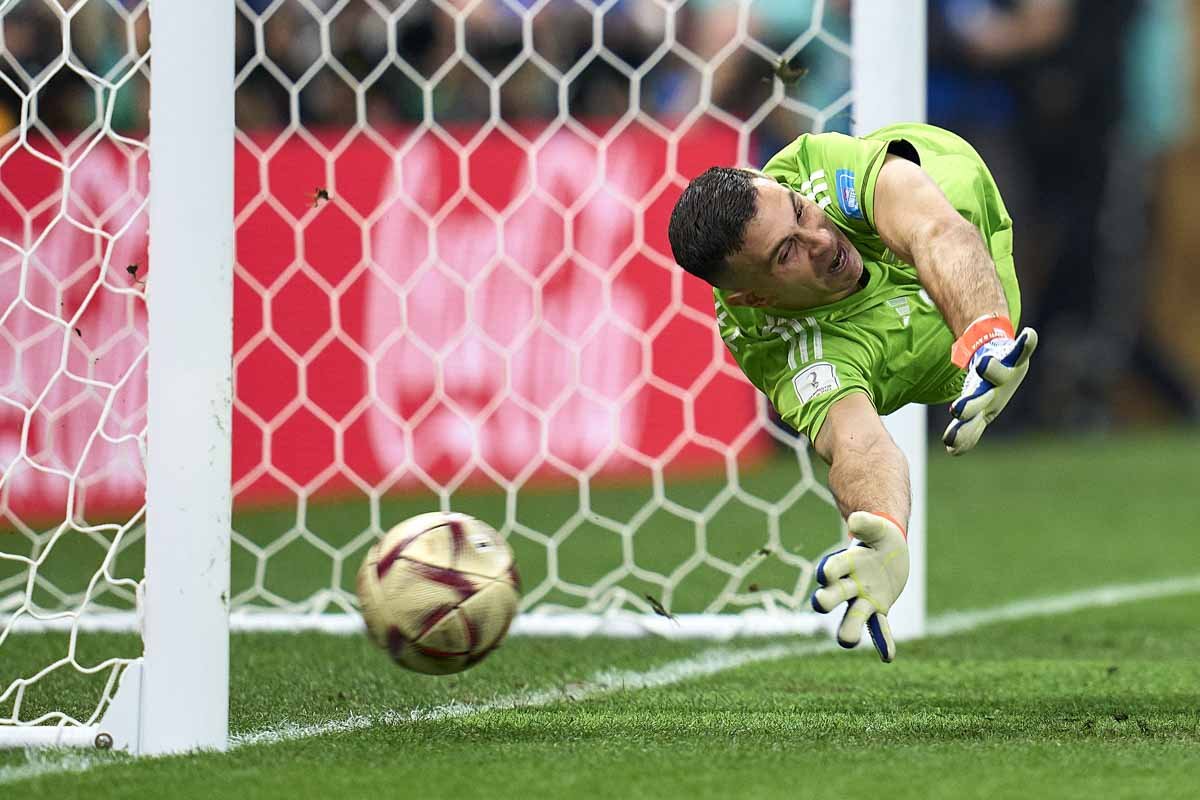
top-left (835, 168), bottom-right (862, 219)
top-left (793, 361), bottom-right (840, 404)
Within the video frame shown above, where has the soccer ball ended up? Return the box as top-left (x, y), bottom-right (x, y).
top-left (356, 512), bottom-right (520, 675)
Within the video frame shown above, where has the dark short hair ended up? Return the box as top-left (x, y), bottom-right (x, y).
top-left (667, 166), bottom-right (760, 286)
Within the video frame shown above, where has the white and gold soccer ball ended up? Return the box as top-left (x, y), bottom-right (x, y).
top-left (356, 512), bottom-right (520, 675)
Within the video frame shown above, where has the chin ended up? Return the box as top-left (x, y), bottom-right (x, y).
top-left (846, 261), bottom-right (864, 286)
top-left (827, 262), bottom-right (861, 291)
top-left (840, 248), bottom-right (866, 285)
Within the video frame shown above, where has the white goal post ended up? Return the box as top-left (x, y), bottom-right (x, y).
top-left (139, 0), bottom-right (234, 755)
top-left (0, 0), bottom-right (232, 754)
top-left (0, 0), bottom-right (925, 754)
top-left (855, 0), bottom-right (927, 644)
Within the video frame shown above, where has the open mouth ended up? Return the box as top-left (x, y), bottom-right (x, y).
top-left (829, 245), bottom-right (846, 275)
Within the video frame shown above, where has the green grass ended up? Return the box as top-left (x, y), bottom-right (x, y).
top-left (3, 429), bottom-right (1200, 798)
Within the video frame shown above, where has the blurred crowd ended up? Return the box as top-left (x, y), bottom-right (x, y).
top-left (227, 0), bottom-right (850, 146)
top-left (1, 0), bottom-right (1196, 428)
top-left (928, 0), bottom-right (1198, 428)
top-left (0, 0), bottom-right (148, 135)
top-left (1, 0), bottom-right (849, 144)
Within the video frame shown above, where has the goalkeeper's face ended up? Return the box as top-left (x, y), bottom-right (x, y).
top-left (722, 177), bottom-right (864, 310)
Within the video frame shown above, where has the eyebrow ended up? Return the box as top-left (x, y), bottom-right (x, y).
top-left (767, 192), bottom-right (799, 266)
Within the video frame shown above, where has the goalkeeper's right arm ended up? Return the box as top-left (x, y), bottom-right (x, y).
top-left (810, 392), bottom-right (912, 662)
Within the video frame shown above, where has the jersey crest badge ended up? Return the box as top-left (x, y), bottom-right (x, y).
top-left (793, 361), bottom-right (840, 404)
top-left (835, 168), bottom-right (862, 219)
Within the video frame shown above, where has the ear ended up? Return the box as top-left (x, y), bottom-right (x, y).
top-left (723, 290), bottom-right (768, 308)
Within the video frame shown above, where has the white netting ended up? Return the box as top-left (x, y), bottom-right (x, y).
top-left (0, 0), bottom-right (150, 729)
top-left (1, 0), bottom-right (857, 731)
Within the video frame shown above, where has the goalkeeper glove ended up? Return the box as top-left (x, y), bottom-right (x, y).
top-left (811, 511), bottom-right (909, 663)
top-left (942, 317), bottom-right (1039, 456)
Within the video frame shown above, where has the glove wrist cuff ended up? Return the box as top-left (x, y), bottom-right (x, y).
top-left (862, 511), bottom-right (908, 540)
top-left (951, 314), bottom-right (1014, 368)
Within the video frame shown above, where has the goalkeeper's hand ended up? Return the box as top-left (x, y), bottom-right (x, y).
top-left (810, 511), bottom-right (909, 663)
top-left (942, 326), bottom-right (1039, 456)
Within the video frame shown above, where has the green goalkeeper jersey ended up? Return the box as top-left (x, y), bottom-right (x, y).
top-left (715, 122), bottom-right (1021, 441)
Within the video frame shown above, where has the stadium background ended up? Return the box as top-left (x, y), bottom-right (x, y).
top-left (0, 0), bottom-right (1197, 628)
top-left (1, 0), bottom-right (1198, 704)
top-left (3, 0), bottom-right (1195, 466)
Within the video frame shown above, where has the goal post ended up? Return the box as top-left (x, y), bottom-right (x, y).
top-left (853, 0), bottom-right (928, 641)
top-left (0, 0), bottom-right (232, 755)
top-left (140, 0), bottom-right (234, 754)
top-left (1, 0), bottom-right (927, 752)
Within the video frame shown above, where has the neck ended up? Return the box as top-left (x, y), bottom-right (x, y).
top-left (768, 280), bottom-right (863, 311)
top-left (784, 263), bottom-right (870, 309)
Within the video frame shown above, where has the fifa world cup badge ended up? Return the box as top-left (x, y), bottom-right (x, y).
top-left (794, 362), bottom-right (840, 404)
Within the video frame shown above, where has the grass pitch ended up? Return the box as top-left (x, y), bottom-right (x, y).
top-left (3, 430), bottom-right (1200, 798)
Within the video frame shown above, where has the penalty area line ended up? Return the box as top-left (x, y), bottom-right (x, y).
top-left (3, 573), bottom-right (1199, 784)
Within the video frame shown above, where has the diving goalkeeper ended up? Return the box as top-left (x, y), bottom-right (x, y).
top-left (667, 122), bottom-right (1036, 662)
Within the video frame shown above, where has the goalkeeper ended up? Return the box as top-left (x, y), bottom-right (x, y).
top-left (667, 122), bottom-right (1036, 662)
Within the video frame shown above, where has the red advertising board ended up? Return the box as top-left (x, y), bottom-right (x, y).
top-left (0, 119), bottom-right (768, 521)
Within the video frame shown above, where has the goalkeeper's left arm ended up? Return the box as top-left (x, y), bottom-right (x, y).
top-left (871, 155), bottom-right (1037, 455)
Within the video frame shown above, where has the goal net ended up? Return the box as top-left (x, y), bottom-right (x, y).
top-left (0, 0), bottom-right (925, 751)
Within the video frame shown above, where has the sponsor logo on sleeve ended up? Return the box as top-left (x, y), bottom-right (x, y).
top-left (793, 361), bottom-right (840, 404)
top-left (835, 168), bottom-right (862, 219)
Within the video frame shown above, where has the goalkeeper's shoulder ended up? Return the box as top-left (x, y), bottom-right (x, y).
top-left (862, 122), bottom-right (990, 167)
top-left (769, 122), bottom-right (984, 168)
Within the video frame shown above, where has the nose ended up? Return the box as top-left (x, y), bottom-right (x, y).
top-left (801, 225), bottom-right (836, 259)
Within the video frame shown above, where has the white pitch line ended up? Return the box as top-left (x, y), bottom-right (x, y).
top-left (924, 574), bottom-right (1200, 638)
top-left (3, 573), bottom-right (1200, 785)
top-left (230, 639), bottom-right (837, 749)
top-left (0, 750), bottom-right (105, 785)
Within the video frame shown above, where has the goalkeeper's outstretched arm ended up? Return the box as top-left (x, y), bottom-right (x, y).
top-left (810, 392), bottom-right (911, 663)
top-left (813, 392), bottom-right (909, 524)
top-left (872, 154), bottom-right (1039, 455)
top-left (872, 154), bottom-right (1007, 335)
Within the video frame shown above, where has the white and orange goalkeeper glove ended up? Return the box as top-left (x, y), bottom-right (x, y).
top-left (942, 315), bottom-right (1039, 456)
top-left (811, 511), bottom-right (909, 663)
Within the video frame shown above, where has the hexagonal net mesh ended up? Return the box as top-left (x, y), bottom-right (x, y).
top-left (0, 0), bottom-right (879, 731)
